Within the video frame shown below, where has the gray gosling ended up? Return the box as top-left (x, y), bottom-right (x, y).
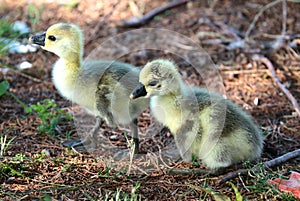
top-left (130, 59), bottom-right (263, 173)
top-left (30, 23), bottom-right (149, 153)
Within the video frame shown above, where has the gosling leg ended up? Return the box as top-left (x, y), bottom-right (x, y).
top-left (90, 116), bottom-right (101, 141)
top-left (130, 118), bottom-right (139, 154)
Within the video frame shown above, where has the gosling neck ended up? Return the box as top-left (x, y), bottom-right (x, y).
top-left (60, 51), bottom-right (82, 71)
top-left (168, 76), bottom-right (186, 97)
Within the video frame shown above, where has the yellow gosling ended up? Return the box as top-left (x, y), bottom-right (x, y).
top-left (130, 59), bottom-right (263, 173)
top-left (30, 23), bottom-right (149, 153)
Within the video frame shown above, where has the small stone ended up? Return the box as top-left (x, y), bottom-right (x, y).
top-left (254, 97), bottom-right (259, 106)
top-left (18, 61), bottom-right (32, 70)
top-left (109, 135), bottom-right (119, 140)
top-left (41, 149), bottom-right (51, 156)
top-left (12, 21), bottom-right (30, 34)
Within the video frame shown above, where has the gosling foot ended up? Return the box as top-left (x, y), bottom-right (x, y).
top-left (63, 116), bottom-right (101, 150)
top-left (62, 135), bottom-right (97, 150)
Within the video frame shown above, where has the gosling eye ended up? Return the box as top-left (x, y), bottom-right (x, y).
top-left (48, 35), bottom-right (56, 41)
top-left (148, 80), bottom-right (159, 87)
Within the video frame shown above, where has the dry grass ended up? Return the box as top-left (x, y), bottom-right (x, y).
top-left (0, 0), bottom-right (300, 200)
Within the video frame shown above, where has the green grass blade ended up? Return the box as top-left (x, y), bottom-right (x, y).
top-left (227, 181), bottom-right (243, 201)
top-left (0, 80), bottom-right (9, 97)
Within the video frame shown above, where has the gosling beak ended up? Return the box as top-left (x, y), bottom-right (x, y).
top-left (130, 82), bottom-right (147, 99)
top-left (29, 32), bottom-right (46, 46)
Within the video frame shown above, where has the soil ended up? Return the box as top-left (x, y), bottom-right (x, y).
top-left (0, 0), bottom-right (300, 200)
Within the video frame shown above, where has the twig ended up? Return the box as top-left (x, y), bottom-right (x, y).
top-left (281, 0), bottom-right (287, 36)
top-left (245, 0), bottom-right (298, 41)
top-left (168, 167), bottom-right (211, 175)
top-left (245, 0), bottom-right (284, 41)
top-left (195, 0), bottom-right (297, 53)
top-left (221, 69), bottom-right (269, 75)
top-left (214, 21), bottom-right (243, 40)
top-left (119, 0), bottom-right (191, 28)
top-left (1, 68), bottom-right (42, 83)
top-left (253, 54), bottom-right (300, 117)
top-left (219, 149), bottom-right (300, 184)
top-left (197, 31), bottom-right (231, 41)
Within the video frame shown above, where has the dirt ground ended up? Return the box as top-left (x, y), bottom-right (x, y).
top-left (0, 0), bottom-right (300, 200)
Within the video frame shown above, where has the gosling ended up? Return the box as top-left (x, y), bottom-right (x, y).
top-left (30, 23), bottom-right (149, 153)
top-left (130, 59), bottom-right (263, 173)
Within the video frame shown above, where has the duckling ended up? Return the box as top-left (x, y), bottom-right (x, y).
top-left (29, 23), bottom-right (149, 153)
top-left (130, 59), bottom-right (263, 173)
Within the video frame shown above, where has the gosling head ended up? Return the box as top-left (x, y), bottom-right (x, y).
top-left (29, 23), bottom-right (83, 59)
top-left (130, 59), bottom-right (182, 99)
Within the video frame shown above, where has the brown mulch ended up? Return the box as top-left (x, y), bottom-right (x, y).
top-left (1, 0), bottom-right (300, 200)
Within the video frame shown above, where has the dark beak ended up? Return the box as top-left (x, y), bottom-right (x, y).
top-left (29, 32), bottom-right (46, 46)
top-left (130, 82), bottom-right (147, 99)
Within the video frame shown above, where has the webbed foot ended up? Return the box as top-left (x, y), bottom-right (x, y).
top-left (62, 135), bottom-right (97, 150)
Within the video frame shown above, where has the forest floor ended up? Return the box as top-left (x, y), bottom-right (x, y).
top-left (0, 0), bottom-right (300, 200)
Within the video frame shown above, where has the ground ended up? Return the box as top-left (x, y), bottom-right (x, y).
top-left (0, 0), bottom-right (300, 200)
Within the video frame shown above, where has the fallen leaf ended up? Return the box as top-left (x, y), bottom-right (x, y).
top-left (268, 171), bottom-right (300, 199)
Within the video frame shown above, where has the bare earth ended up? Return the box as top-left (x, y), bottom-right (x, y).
top-left (0, 0), bottom-right (300, 200)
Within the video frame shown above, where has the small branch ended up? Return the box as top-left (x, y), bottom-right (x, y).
top-left (281, 0), bottom-right (287, 36)
top-left (1, 68), bottom-right (42, 83)
top-left (219, 149), bottom-right (300, 184)
top-left (214, 21), bottom-right (243, 40)
top-left (199, 0), bottom-right (299, 54)
top-left (167, 168), bottom-right (211, 176)
top-left (119, 0), bottom-right (191, 28)
top-left (245, 0), bottom-right (284, 41)
top-left (253, 54), bottom-right (300, 117)
top-left (245, 0), bottom-right (297, 41)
